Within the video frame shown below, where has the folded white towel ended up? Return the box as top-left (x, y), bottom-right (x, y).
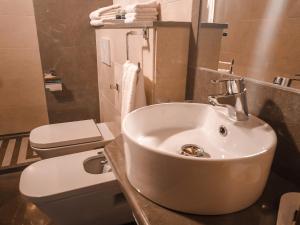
top-left (100, 10), bottom-right (118, 16)
top-left (125, 7), bottom-right (158, 13)
top-left (90, 19), bottom-right (105, 26)
top-left (121, 61), bottom-right (146, 122)
top-left (124, 17), bottom-right (158, 23)
top-left (125, 12), bottom-right (158, 18)
top-left (125, 0), bottom-right (158, 11)
top-left (89, 4), bottom-right (120, 20)
top-left (90, 12), bottom-right (118, 20)
top-left (125, 15), bottom-right (157, 20)
top-left (90, 18), bottom-right (124, 27)
top-left (99, 14), bottom-right (117, 20)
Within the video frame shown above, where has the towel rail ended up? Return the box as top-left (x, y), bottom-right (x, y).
top-left (111, 28), bottom-right (148, 93)
top-left (125, 28), bottom-right (149, 69)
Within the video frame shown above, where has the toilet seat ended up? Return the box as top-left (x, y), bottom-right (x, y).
top-left (19, 149), bottom-right (119, 204)
top-left (29, 120), bottom-right (115, 158)
top-left (30, 119), bottom-right (102, 149)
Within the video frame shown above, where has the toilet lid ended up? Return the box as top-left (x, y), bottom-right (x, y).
top-left (19, 149), bottom-right (118, 202)
top-left (30, 120), bottom-right (102, 149)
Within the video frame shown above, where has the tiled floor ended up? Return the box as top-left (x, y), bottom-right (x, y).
top-left (0, 134), bottom-right (40, 171)
top-left (0, 171), bottom-right (136, 225)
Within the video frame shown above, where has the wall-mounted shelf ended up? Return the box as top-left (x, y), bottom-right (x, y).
top-left (200, 22), bottom-right (228, 29)
top-left (95, 21), bottom-right (191, 29)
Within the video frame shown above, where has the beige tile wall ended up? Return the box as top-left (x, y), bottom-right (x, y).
top-left (96, 25), bottom-right (189, 130)
top-left (190, 27), bottom-right (224, 69)
top-left (96, 28), bottom-right (155, 130)
top-left (215, 0), bottom-right (300, 88)
top-left (0, 0), bottom-right (48, 135)
top-left (154, 26), bottom-right (189, 102)
top-left (113, 0), bottom-right (193, 22)
top-left (33, 0), bottom-right (112, 123)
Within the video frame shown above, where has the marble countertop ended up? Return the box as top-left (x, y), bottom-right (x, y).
top-left (104, 136), bottom-right (300, 225)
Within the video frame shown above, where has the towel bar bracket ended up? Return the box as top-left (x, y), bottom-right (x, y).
top-left (110, 83), bottom-right (119, 91)
top-left (142, 27), bottom-right (149, 39)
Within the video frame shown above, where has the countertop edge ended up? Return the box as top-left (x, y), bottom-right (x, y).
top-left (104, 136), bottom-right (150, 225)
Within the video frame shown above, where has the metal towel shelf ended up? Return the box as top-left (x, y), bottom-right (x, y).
top-left (125, 28), bottom-right (149, 69)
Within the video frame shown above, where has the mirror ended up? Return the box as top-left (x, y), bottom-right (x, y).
top-left (201, 0), bottom-right (300, 89)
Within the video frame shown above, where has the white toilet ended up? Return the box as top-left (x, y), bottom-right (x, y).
top-left (20, 120), bottom-right (133, 225)
top-left (29, 119), bottom-right (114, 159)
top-left (20, 149), bottom-right (133, 225)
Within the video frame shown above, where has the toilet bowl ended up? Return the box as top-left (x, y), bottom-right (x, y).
top-left (30, 120), bottom-right (115, 159)
top-left (19, 149), bottom-right (133, 225)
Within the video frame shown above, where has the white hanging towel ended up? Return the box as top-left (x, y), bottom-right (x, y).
top-left (121, 61), bottom-right (146, 122)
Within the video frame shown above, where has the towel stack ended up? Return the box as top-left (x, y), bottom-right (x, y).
top-left (89, 4), bottom-right (122, 26)
top-left (125, 1), bottom-right (159, 23)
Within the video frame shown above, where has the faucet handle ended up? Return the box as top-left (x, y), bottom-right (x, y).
top-left (273, 75), bottom-right (300, 87)
top-left (211, 78), bottom-right (246, 95)
top-left (293, 74), bottom-right (300, 80)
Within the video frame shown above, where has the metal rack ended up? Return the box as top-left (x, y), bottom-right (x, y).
top-left (110, 28), bottom-right (149, 92)
top-left (125, 27), bottom-right (149, 69)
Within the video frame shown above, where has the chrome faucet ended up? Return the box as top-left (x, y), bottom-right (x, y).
top-left (208, 78), bottom-right (249, 121)
top-left (273, 74), bottom-right (300, 87)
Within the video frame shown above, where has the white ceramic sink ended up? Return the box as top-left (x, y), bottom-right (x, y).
top-left (122, 103), bottom-right (277, 215)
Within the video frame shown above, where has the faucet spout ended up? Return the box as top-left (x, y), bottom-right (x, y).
top-left (208, 79), bottom-right (249, 121)
top-left (208, 95), bottom-right (226, 107)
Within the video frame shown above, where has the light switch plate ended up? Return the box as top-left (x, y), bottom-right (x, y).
top-left (100, 38), bottom-right (111, 66)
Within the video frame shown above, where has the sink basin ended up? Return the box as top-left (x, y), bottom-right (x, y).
top-left (122, 103), bottom-right (277, 215)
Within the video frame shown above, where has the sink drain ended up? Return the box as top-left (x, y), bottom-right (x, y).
top-left (180, 144), bottom-right (206, 158)
top-left (219, 125), bottom-right (228, 137)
